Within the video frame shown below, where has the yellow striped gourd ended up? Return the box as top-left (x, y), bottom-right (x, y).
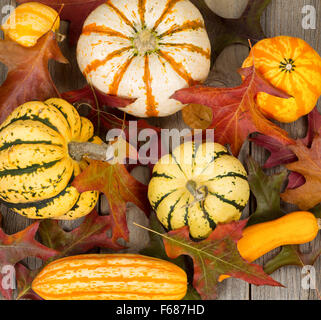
top-left (32, 254), bottom-right (188, 300)
top-left (0, 98), bottom-right (99, 220)
top-left (1, 2), bottom-right (60, 47)
top-left (148, 141), bottom-right (250, 239)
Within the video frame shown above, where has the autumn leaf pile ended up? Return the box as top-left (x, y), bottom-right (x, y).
top-left (0, 0), bottom-right (320, 301)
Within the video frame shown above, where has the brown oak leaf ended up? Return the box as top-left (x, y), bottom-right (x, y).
top-left (281, 136), bottom-right (321, 210)
top-left (0, 32), bottom-right (68, 124)
top-left (39, 210), bottom-right (123, 255)
top-left (72, 161), bottom-right (150, 243)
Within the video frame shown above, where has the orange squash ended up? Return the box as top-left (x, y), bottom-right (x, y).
top-left (219, 211), bottom-right (320, 281)
top-left (1, 2), bottom-right (60, 47)
top-left (32, 254), bottom-right (188, 300)
top-left (242, 36), bottom-right (321, 123)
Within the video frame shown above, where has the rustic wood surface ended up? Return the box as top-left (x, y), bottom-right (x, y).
top-left (0, 0), bottom-right (320, 300)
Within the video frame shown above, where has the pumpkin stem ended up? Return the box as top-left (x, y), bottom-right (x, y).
top-left (185, 180), bottom-right (208, 207)
top-left (55, 32), bottom-right (66, 42)
top-left (68, 142), bottom-right (114, 162)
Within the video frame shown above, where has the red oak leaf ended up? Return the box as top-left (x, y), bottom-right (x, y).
top-left (62, 85), bottom-right (136, 110)
top-left (16, 264), bottom-right (42, 300)
top-left (39, 210), bottom-right (123, 254)
top-left (251, 107), bottom-right (321, 190)
top-left (17, 0), bottom-right (106, 45)
top-left (251, 107), bottom-right (321, 168)
top-left (0, 222), bottom-right (58, 300)
top-left (172, 66), bottom-right (294, 156)
top-left (163, 221), bottom-right (283, 300)
top-left (0, 32), bottom-right (68, 124)
top-left (72, 161), bottom-right (150, 243)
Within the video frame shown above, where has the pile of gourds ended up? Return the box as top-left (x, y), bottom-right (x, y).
top-left (1, 0), bottom-right (321, 300)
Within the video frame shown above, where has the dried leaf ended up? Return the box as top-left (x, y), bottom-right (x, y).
top-left (173, 66), bottom-right (294, 155)
top-left (0, 222), bottom-right (58, 299)
top-left (39, 210), bottom-right (123, 255)
top-left (16, 264), bottom-right (42, 300)
top-left (162, 222), bottom-right (283, 300)
top-left (0, 32), bottom-right (68, 124)
top-left (62, 85), bottom-right (136, 109)
top-left (72, 161), bottom-right (150, 243)
top-left (281, 137), bottom-right (321, 210)
top-left (247, 157), bottom-right (287, 226)
top-left (182, 104), bottom-right (213, 129)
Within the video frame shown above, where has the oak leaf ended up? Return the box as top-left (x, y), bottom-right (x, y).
top-left (39, 210), bottom-right (123, 255)
top-left (162, 221), bottom-right (283, 300)
top-left (192, 0), bottom-right (271, 60)
top-left (251, 108), bottom-right (321, 190)
top-left (0, 32), bottom-right (68, 124)
top-left (173, 66), bottom-right (294, 155)
top-left (16, 264), bottom-right (42, 300)
top-left (72, 161), bottom-right (150, 243)
top-left (247, 157), bottom-right (287, 226)
top-left (281, 136), bottom-right (321, 210)
top-left (0, 222), bottom-right (58, 300)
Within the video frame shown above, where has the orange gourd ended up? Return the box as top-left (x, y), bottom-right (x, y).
top-left (219, 211), bottom-right (320, 281)
top-left (32, 254), bottom-right (188, 300)
top-left (1, 2), bottom-right (60, 47)
top-left (242, 36), bottom-right (321, 123)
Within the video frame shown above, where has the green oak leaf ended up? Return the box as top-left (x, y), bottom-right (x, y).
top-left (192, 0), bottom-right (272, 60)
top-left (247, 157), bottom-right (287, 226)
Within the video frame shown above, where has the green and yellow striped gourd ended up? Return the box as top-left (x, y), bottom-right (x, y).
top-left (148, 141), bottom-right (250, 239)
top-left (0, 98), bottom-right (99, 220)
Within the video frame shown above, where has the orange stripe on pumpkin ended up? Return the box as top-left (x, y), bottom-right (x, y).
top-left (105, 0), bottom-right (136, 31)
top-left (144, 55), bottom-right (159, 117)
top-left (40, 263), bottom-right (179, 280)
top-left (34, 276), bottom-right (186, 287)
top-left (152, 0), bottom-right (182, 31)
top-left (138, 0), bottom-right (146, 26)
top-left (33, 288), bottom-right (186, 299)
top-left (83, 46), bottom-right (132, 76)
top-left (82, 23), bottom-right (129, 39)
top-left (160, 43), bottom-right (210, 59)
top-left (159, 19), bottom-right (205, 38)
top-left (159, 50), bottom-right (196, 86)
top-left (109, 56), bottom-right (135, 95)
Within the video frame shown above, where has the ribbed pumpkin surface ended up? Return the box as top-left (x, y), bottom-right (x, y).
top-left (32, 254), bottom-right (188, 300)
top-left (77, 0), bottom-right (211, 118)
top-left (242, 36), bottom-right (321, 123)
top-left (1, 2), bottom-right (60, 47)
top-left (148, 142), bottom-right (250, 239)
top-left (0, 99), bottom-right (99, 220)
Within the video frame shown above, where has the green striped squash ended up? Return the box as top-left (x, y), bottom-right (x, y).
top-left (0, 98), bottom-right (99, 220)
top-left (148, 142), bottom-right (250, 239)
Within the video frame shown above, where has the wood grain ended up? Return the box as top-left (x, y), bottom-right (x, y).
top-left (0, 0), bottom-right (320, 300)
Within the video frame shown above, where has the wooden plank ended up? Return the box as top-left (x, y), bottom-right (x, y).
top-left (251, 0), bottom-right (321, 300)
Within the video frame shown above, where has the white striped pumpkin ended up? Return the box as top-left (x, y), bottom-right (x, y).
top-left (32, 254), bottom-right (188, 300)
top-left (76, 0), bottom-right (211, 118)
top-left (148, 142), bottom-right (250, 239)
top-left (0, 98), bottom-right (99, 220)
